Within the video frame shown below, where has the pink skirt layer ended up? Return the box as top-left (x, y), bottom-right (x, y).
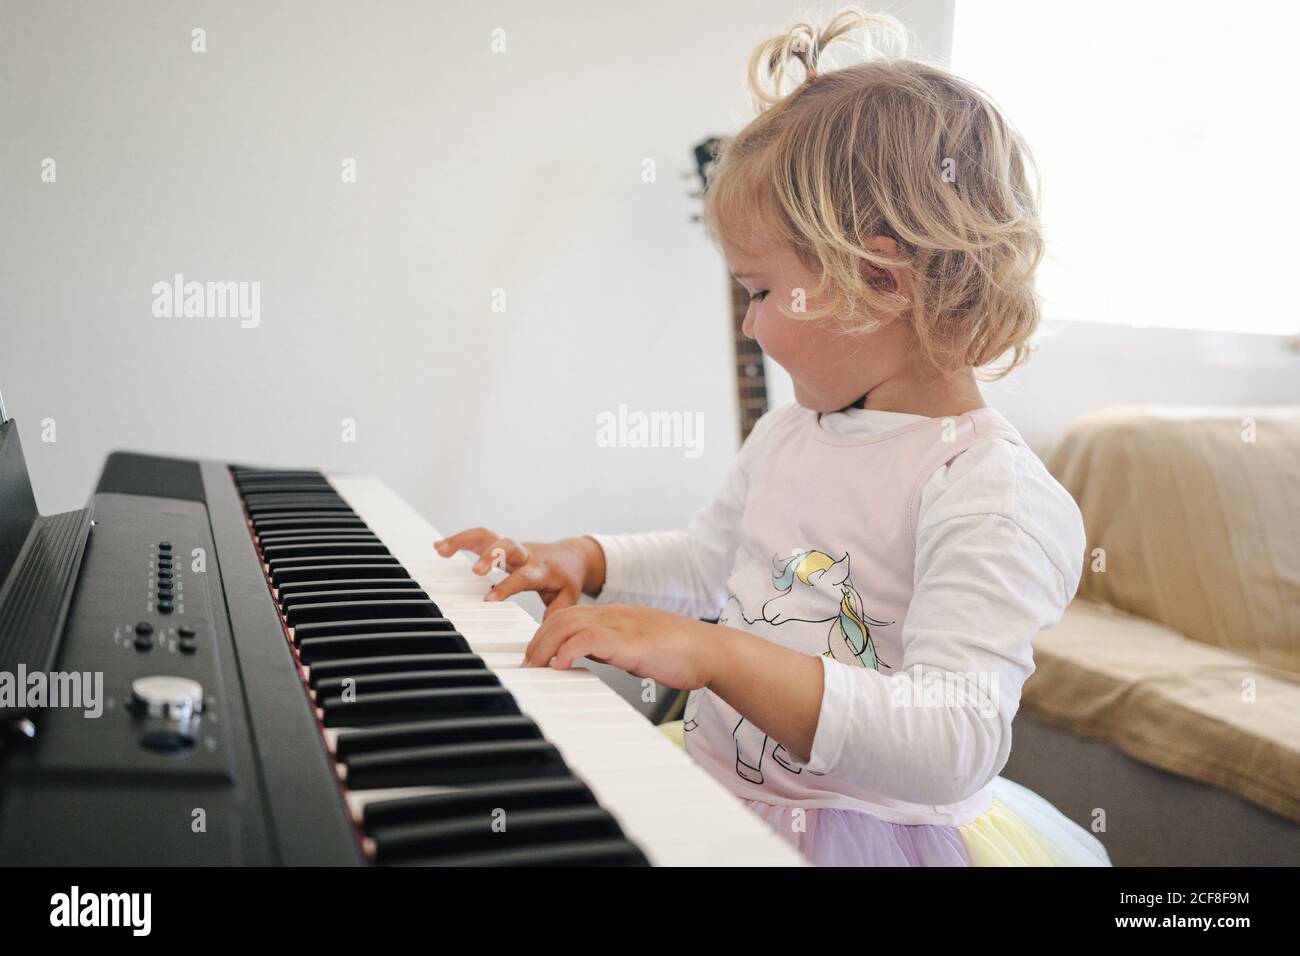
top-left (743, 775), bottom-right (1112, 867)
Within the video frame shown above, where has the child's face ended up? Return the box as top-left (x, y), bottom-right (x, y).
top-left (722, 233), bottom-right (908, 414)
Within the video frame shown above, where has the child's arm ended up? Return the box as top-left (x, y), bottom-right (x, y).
top-left (523, 504), bottom-right (1075, 797)
top-left (724, 444), bottom-right (1086, 804)
top-left (521, 603), bottom-right (824, 760)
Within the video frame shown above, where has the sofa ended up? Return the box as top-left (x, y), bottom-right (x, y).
top-left (1004, 406), bottom-right (1300, 866)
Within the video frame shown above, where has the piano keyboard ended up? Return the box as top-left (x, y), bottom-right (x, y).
top-left (232, 467), bottom-right (805, 866)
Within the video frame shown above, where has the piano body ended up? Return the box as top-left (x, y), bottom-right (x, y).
top-left (0, 413), bottom-right (803, 865)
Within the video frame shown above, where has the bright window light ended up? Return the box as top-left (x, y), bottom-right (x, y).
top-left (951, 1), bottom-right (1299, 335)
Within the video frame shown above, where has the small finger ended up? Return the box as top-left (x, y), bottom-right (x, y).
top-left (471, 538), bottom-right (529, 575)
top-left (541, 587), bottom-right (579, 620)
top-left (485, 564), bottom-right (546, 602)
top-left (550, 630), bottom-right (607, 670)
top-left (523, 605), bottom-right (589, 666)
top-left (434, 527), bottom-right (499, 558)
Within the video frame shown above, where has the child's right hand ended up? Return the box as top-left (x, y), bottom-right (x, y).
top-left (433, 528), bottom-right (607, 619)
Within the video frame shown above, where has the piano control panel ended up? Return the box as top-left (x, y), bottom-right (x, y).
top-left (0, 478), bottom-right (276, 865)
top-left (15, 493), bottom-right (233, 775)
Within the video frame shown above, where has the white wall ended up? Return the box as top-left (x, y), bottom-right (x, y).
top-left (4, 0), bottom-right (1294, 550)
top-left (1, 0), bottom-right (952, 537)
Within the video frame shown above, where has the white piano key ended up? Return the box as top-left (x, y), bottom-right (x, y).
top-left (327, 473), bottom-right (806, 866)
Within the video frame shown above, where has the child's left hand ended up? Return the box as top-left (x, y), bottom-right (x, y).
top-left (522, 605), bottom-right (720, 690)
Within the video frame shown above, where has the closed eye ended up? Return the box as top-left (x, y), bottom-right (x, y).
top-left (749, 290), bottom-right (769, 302)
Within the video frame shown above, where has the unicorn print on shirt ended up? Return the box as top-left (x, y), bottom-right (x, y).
top-left (765, 550), bottom-right (893, 669)
top-left (685, 548), bottom-right (894, 785)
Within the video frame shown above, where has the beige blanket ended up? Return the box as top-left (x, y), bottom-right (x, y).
top-left (1048, 406), bottom-right (1300, 674)
top-left (1024, 599), bottom-right (1300, 823)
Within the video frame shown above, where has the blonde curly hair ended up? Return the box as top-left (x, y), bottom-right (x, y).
top-left (704, 7), bottom-right (1045, 378)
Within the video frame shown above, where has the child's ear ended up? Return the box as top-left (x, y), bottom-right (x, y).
top-left (863, 262), bottom-right (897, 293)
top-left (861, 236), bottom-right (909, 298)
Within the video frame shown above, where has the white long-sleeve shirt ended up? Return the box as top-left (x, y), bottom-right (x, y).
top-left (588, 402), bottom-right (1085, 825)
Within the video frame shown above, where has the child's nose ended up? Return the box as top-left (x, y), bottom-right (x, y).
top-left (741, 307), bottom-right (757, 339)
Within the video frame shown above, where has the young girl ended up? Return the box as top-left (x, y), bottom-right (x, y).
top-left (436, 8), bottom-right (1110, 867)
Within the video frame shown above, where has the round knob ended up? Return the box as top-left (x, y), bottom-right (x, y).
top-left (131, 676), bottom-right (204, 721)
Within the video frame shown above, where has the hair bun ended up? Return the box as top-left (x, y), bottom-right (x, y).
top-left (747, 6), bottom-right (910, 111)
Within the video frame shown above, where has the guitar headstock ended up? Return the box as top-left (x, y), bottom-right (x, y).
top-left (683, 135), bottom-right (770, 442)
top-left (685, 136), bottom-right (727, 224)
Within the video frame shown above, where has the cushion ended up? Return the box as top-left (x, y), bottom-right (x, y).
top-left (1022, 599), bottom-right (1300, 823)
top-left (1047, 406), bottom-right (1300, 674)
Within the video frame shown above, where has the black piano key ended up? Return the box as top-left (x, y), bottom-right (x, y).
top-left (246, 500), bottom-right (354, 516)
top-left (241, 489), bottom-right (342, 500)
top-left (286, 600), bottom-right (442, 628)
top-left (242, 495), bottom-right (350, 508)
top-left (368, 805), bottom-right (625, 861)
top-left (253, 531), bottom-right (380, 544)
top-left (342, 740), bottom-right (568, 787)
top-left (236, 482), bottom-right (333, 495)
top-left (291, 617), bottom-right (453, 642)
top-left (362, 777), bottom-right (597, 827)
top-left (253, 515), bottom-right (368, 532)
top-left (281, 588), bottom-right (429, 612)
top-left (394, 838), bottom-right (650, 867)
top-left (232, 469), bottom-right (328, 481)
top-left (276, 578), bottom-right (423, 599)
top-left (271, 563), bottom-right (410, 587)
top-left (308, 653), bottom-right (484, 687)
top-left (266, 555), bottom-right (400, 574)
top-left (297, 631), bottom-right (470, 664)
top-left (262, 541), bottom-right (391, 560)
top-left (319, 687), bottom-right (519, 727)
top-left (315, 668), bottom-right (498, 699)
top-left (249, 505), bottom-right (351, 514)
top-left (335, 715), bottom-right (543, 759)
top-left (237, 473), bottom-right (330, 482)
top-left (258, 537), bottom-right (380, 551)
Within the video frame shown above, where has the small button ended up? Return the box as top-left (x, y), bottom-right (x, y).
top-left (135, 621), bottom-right (154, 636)
top-left (157, 588), bottom-right (174, 599)
top-left (141, 730), bottom-right (194, 753)
top-left (158, 542), bottom-right (172, 551)
top-left (178, 625), bottom-right (197, 638)
top-left (157, 600), bottom-right (174, 614)
top-left (157, 571), bottom-right (173, 581)
top-left (157, 559), bottom-right (173, 569)
top-left (134, 635), bottom-right (154, 651)
top-left (179, 639), bottom-right (197, 655)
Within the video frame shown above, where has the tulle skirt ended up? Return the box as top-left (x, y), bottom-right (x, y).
top-left (742, 775), bottom-right (1112, 866)
top-left (656, 718), bottom-right (1111, 866)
